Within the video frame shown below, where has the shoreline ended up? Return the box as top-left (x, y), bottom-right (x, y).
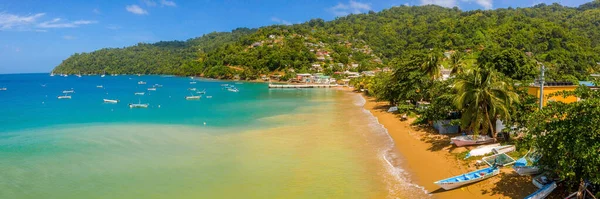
top-left (356, 92), bottom-right (537, 198)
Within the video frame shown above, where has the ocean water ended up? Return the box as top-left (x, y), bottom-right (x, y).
top-left (0, 74), bottom-right (430, 199)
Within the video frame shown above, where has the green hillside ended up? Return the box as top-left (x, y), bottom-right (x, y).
top-left (53, 2), bottom-right (600, 80)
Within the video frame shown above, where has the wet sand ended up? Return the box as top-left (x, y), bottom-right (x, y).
top-left (361, 95), bottom-right (538, 199)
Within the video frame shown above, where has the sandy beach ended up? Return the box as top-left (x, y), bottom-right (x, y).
top-left (361, 94), bottom-right (538, 198)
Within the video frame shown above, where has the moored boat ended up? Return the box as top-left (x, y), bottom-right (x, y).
top-left (129, 103), bottom-right (149, 108)
top-left (138, 81), bottom-right (146, 85)
top-left (185, 96), bottom-right (201, 100)
top-left (0, 87), bottom-right (6, 91)
top-left (524, 181), bottom-right (556, 199)
top-left (196, 89), bottom-right (206, 94)
top-left (103, 99), bottom-right (119, 103)
top-left (190, 81), bottom-right (197, 84)
top-left (188, 88), bottom-right (197, 91)
top-left (148, 87), bottom-right (157, 91)
top-left (134, 92), bottom-right (145, 96)
top-left (451, 135), bottom-right (494, 147)
top-left (97, 85), bottom-right (103, 88)
top-left (227, 87), bottom-right (239, 92)
top-left (434, 167), bottom-right (500, 190)
top-left (62, 90), bottom-right (75, 94)
top-left (206, 96), bottom-right (212, 98)
top-left (58, 95), bottom-right (71, 99)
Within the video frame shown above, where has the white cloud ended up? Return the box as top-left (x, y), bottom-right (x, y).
top-left (330, 1), bottom-right (371, 16)
top-left (473, 0), bottom-right (492, 9)
top-left (160, 0), bottom-right (177, 7)
top-left (271, 17), bottom-right (291, 25)
top-left (38, 18), bottom-right (97, 28)
top-left (63, 35), bottom-right (76, 40)
top-left (142, 0), bottom-right (157, 7)
top-left (0, 12), bottom-right (45, 30)
top-left (420, 0), bottom-right (457, 8)
top-left (126, 5), bottom-right (148, 15)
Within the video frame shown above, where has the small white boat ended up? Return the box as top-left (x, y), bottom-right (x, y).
top-left (492, 145), bottom-right (516, 154)
top-left (227, 87), bottom-right (239, 92)
top-left (58, 95), bottom-right (71, 99)
top-left (451, 135), bottom-right (494, 147)
top-left (0, 87), bottom-right (6, 91)
top-left (96, 85), bottom-right (103, 88)
top-left (129, 99), bottom-right (148, 108)
top-left (188, 88), bottom-right (197, 91)
top-left (50, 73), bottom-right (55, 77)
top-left (190, 81), bottom-right (197, 84)
top-left (148, 87), bottom-right (157, 91)
top-left (64, 74), bottom-right (69, 77)
top-left (154, 84), bottom-right (163, 87)
top-left (196, 90), bottom-right (206, 94)
top-left (129, 103), bottom-right (149, 108)
top-left (103, 99), bottom-right (119, 103)
top-left (62, 90), bottom-right (75, 94)
top-left (513, 151), bottom-right (542, 176)
top-left (134, 92), bottom-right (145, 96)
top-left (465, 143), bottom-right (501, 159)
top-left (138, 81), bottom-right (146, 85)
top-left (525, 181), bottom-right (556, 199)
top-left (206, 96), bottom-right (212, 98)
top-left (76, 73), bottom-right (82, 78)
top-left (185, 96), bottom-right (201, 100)
top-left (434, 167), bottom-right (500, 190)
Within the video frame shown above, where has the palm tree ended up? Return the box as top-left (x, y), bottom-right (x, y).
top-left (421, 52), bottom-right (441, 80)
top-left (452, 66), bottom-right (519, 138)
top-left (449, 51), bottom-right (466, 75)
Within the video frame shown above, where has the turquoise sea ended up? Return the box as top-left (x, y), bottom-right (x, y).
top-left (0, 74), bottom-right (430, 199)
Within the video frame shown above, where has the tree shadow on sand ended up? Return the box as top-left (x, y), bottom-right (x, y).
top-left (413, 125), bottom-right (461, 152)
top-left (483, 172), bottom-right (537, 198)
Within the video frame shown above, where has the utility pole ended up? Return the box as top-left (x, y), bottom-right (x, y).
top-left (538, 62), bottom-right (545, 110)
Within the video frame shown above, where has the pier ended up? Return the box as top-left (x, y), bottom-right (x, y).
top-left (268, 84), bottom-right (340, 89)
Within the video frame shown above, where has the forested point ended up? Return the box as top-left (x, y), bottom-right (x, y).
top-left (53, 1), bottom-right (600, 81)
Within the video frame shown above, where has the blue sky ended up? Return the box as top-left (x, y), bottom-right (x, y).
top-left (0, 0), bottom-right (592, 74)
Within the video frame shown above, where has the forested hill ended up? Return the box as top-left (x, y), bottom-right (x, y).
top-left (53, 1), bottom-right (600, 80)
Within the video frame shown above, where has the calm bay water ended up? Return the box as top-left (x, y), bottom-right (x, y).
top-left (0, 74), bottom-right (429, 199)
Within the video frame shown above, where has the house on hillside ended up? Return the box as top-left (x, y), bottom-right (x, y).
top-left (361, 71), bottom-right (375, 77)
top-left (251, 42), bottom-right (262, 48)
top-left (527, 82), bottom-right (579, 106)
top-left (311, 63), bottom-right (323, 72)
top-left (296, 73), bottom-right (313, 82)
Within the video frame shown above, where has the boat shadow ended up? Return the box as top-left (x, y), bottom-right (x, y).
top-left (482, 172), bottom-right (537, 198)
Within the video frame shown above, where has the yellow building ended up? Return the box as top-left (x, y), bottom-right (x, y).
top-left (527, 83), bottom-right (579, 106)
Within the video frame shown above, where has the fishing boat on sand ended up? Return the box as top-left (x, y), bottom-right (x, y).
top-left (492, 145), bottom-right (516, 154)
top-left (434, 167), bottom-right (500, 190)
top-left (451, 135), bottom-right (494, 147)
top-left (525, 181), bottom-right (556, 199)
top-left (465, 143), bottom-right (501, 159)
top-left (103, 99), bottom-right (119, 103)
top-left (513, 151), bottom-right (542, 176)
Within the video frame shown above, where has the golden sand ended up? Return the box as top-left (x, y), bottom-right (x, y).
top-left (360, 94), bottom-right (538, 199)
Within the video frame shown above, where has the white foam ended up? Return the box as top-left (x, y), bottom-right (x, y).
top-left (351, 94), bottom-right (432, 198)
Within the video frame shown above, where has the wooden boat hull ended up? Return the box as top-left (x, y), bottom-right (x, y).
top-left (513, 166), bottom-right (540, 176)
top-left (525, 182), bottom-right (556, 199)
top-left (451, 135), bottom-right (494, 147)
top-left (434, 167), bottom-right (500, 190)
top-left (492, 145), bottom-right (515, 154)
